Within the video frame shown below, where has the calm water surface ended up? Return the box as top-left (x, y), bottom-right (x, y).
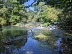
top-left (0, 26), bottom-right (61, 54)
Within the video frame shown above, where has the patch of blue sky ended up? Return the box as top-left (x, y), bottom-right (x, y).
top-left (24, 0), bottom-right (34, 11)
top-left (24, 0), bottom-right (34, 6)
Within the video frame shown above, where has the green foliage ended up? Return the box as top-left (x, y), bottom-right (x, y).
top-left (43, 22), bottom-right (50, 27)
top-left (0, 0), bottom-right (28, 26)
top-left (13, 7), bottom-right (19, 14)
top-left (19, 4), bottom-right (24, 9)
top-left (21, 18), bottom-right (27, 23)
top-left (58, 1), bottom-right (72, 31)
top-left (0, 17), bottom-right (6, 25)
top-left (0, 7), bottom-right (8, 25)
top-left (27, 10), bottom-right (34, 22)
top-left (13, 0), bottom-right (17, 3)
top-left (34, 0), bottom-right (72, 34)
top-left (19, 10), bottom-right (26, 16)
top-left (32, 2), bottom-right (62, 24)
top-left (17, 0), bottom-right (29, 4)
top-left (0, 0), bottom-right (4, 8)
top-left (0, 8), bottom-right (8, 18)
top-left (32, 2), bottom-right (48, 23)
top-left (0, 8), bottom-right (7, 14)
top-left (43, 6), bottom-right (62, 23)
top-left (9, 15), bottom-right (20, 24)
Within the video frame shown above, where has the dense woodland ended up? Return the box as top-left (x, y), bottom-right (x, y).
top-left (0, 0), bottom-right (72, 37)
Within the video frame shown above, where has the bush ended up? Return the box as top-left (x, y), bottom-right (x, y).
top-left (9, 15), bottom-right (20, 25)
top-left (0, 17), bottom-right (7, 25)
top-left (43, 22), bottom-right (50, 27)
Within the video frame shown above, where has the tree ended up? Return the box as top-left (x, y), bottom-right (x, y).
top-left (32, 2), bottom-right (61, 24)
top-left (59, 1), bottom-right (72, 31)
top-left (34, 0), bottom-right (72, 31)
top-left (0, 0), bottom-right (28, 25)
top-left (43, 6), bottom-right (61, 23)
top-left (27, 10), bottom-right (34, 22)
top-left (17, 0), bottom-right (29, 4)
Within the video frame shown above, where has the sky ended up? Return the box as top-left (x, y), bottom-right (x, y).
top-left (24, 0), bottom-right (34, 10)
top-left (24, 0), bottom-right (34, 6)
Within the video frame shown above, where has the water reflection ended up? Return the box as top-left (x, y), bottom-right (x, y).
top-left (0, 38), bottom-right (27, 54)
top-left (0, 26), bottom-right (71, 54)
top-left (0, 26), bottom-right (27, 54)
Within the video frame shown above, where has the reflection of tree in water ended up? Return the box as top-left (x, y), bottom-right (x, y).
top-left (0, 37), bottom-right (27, 54)
top-left (0, 29), bottom-right (27, 54)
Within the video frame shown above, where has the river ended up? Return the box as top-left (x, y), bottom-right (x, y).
top-left (0, 26), bottom-right (71, 54)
